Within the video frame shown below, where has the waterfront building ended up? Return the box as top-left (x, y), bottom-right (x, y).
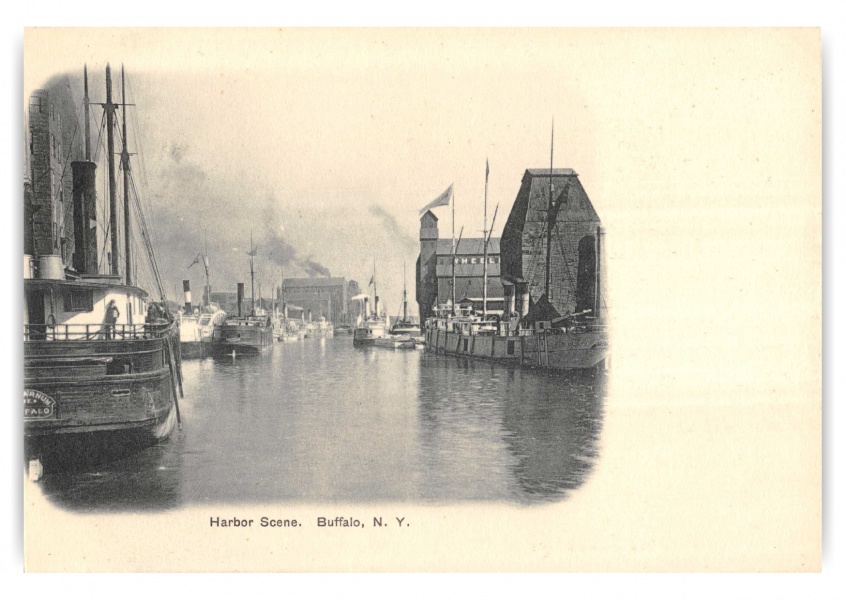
top-left (26, 77), bottom-right (86, 269)
top-left (279, 277), bottom-right (348, 325)
top-left (500, 168), bottom-right (606, 319)
top-left (416, 210), bottom-right (502, 323)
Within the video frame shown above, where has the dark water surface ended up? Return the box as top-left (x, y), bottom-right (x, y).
top-left (38, 336), bottom-right (605, 511)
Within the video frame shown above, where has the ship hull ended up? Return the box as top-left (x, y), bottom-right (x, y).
top-left (424, 327), bottom-right (608, 370)
top-left (212, 324), bottom-right (274, 355)
top-left (24, 334), bottom-right (179, 472)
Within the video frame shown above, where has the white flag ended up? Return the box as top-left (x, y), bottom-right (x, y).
top-left (419, 184), bottom-right (453, 215)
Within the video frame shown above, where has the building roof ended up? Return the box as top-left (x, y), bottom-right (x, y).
top-left (525, 168), bottom-right (577, 177)
top-left (282, 277), bottom-right (346, 289)
top-left (436, 238), bottom-right (500, 255)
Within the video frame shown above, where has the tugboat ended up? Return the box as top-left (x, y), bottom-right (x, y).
top-left (177, 280), bottom-right (227, 358)
top-left (24, 64), bottom-right (182, 477)
top-left (353, 262), bottom-right (388, 347)
top-left (212, 233), bottom-right (274, 356)
top-left (389, 263), bottom-right (423, 344)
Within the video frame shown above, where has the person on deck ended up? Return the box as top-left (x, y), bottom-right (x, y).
top-left (103, 300), bottom-right (120, 340)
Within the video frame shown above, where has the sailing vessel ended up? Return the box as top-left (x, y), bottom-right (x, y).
top-left (352, 262), bottom-right (388, 347)
top-left (24, 65), bottom-right (183, 476)
top-left (211, 232), bottom-right (274, 355)
top-left (423, 143), bottom-right (608, 371)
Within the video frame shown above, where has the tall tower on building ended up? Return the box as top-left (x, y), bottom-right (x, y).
top-left (416, 210), bottom-right (439, 323)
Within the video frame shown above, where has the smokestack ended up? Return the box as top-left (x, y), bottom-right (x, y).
top-left (237, 283), bottom-right (244, 317)
top-left (363, 297), bottom-right (369, 318)
top-left (308, 309), bottom-right (312, 322)
top-left (374, 295), bottom-right (380, 318)
top-left (71, 161), bottom-right (98, 274)
top-left (183, 280), bottom-right (192, 313)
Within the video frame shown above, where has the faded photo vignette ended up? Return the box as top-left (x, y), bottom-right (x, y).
top-left (20, 27), bottom-right (821, 573)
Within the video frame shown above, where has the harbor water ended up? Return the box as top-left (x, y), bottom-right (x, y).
top-left (37, 336), bottom-right (606, 511)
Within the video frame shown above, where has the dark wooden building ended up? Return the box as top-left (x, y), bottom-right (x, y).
top-left (500, 168), bottom-right (605, 319)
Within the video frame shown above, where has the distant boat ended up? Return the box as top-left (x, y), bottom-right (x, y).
top-left (179, 304), bottom-right (227, 358)
top-left (353, 262), bottom-right (388, 347)
top-left (389, 262), bottom-right (422, 342)
top-left (24, 65), bottom-right (182, 475)
top-left (211, 231), bottom-right (274, 355)
top-left (213, 313), bottom-right (274, 355)
top-left (374, 336), bottom-right (416, 350)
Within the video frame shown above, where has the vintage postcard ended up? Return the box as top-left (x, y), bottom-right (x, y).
top-left (20, 27), bottom-right (821, 572)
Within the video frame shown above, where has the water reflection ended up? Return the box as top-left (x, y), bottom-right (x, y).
top-left (417, 355), bottom-right (605, 503)
top-left (35, 337), bottom-right (605, 511)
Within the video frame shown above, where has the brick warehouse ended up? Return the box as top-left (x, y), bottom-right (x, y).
top-left (279, 277), bottom-right (349, 325)
top-left (416, 210), bottom-right (503, 323)
top-left (500, 168), bottom-right (606, 319)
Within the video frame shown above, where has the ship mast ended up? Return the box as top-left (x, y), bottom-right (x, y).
top-left (372, 259), bottom-right (378, 318)
top-left (121, 65), bottom-right (132, 287)
top-left (83, 65), bottom-right (91, 161)
top-left (204, 229), bottom-right (211, 306)
top-left (482, 159), bottom-right (489, 317)
top-left (545, 119), bottom-right (554, 300)
top-left (105, 64), bottom-right (120, 277)
top-left (451, 186), bottom-right (456, 314)
top-left (404, 262), bottom-right (409, 322)
top-left (250, 230), bottom-right (256, 316)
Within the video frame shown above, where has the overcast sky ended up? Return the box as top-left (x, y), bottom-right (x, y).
top-left (25, 28), bottom-right (818, 327)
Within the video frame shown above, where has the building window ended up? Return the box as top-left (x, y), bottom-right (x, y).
top-left (64, 289), bottom-right (94, 312)
top-left (507, 341), bottom-right (515, 355)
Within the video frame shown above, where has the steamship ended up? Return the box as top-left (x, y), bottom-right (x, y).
top-left (353, 263), bottom-right (388, 347)
top-left (24, 65), bottom-right (182, 476)
top-left (211, 236), bottom-right (274, 356)
top-left (177, 276), bottom-right (227, 358)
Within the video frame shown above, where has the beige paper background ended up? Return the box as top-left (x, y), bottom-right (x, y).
top-left (22, 27), bottom-right (821, 572)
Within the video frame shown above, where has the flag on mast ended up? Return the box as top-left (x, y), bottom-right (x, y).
top-left (419, 184), bottom-right (453, 215)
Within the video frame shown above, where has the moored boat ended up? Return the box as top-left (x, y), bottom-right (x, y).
top-left (389, 262), bottom-right (423, 343)
top-left (211, 232), bottom-right (274, 356)
top-left (213, 313), bottom-right (274, 355)
top-left (24, 64), bottom-right (183, 476)
top-left (352, 262), bottom-right (389, 347)
top-left (179, 303), bottom-right (227, 358)
top-left (373, 335), bottom-right (416, 350)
